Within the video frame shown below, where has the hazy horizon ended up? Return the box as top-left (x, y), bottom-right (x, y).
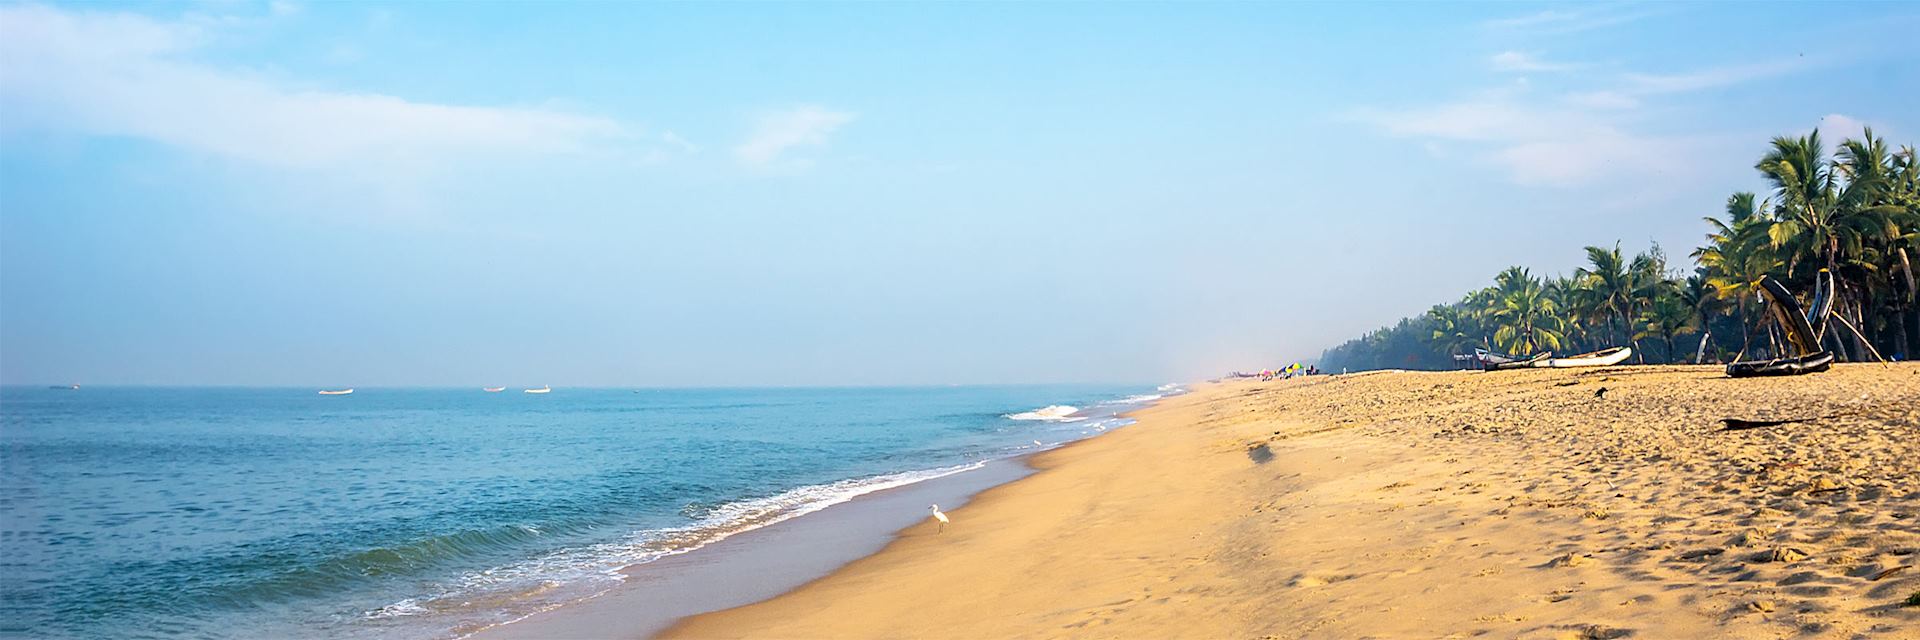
top-left (3, 1), bottom-right (1916, 386)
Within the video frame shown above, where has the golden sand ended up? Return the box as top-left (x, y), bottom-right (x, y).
top-left (665, 364), bottom-right (1920, 639)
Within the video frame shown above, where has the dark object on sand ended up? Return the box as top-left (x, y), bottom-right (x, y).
top-left (1719, 413), bottom-right (1842, 431)
top-left (1593, 387), bottom-right (1607, 399)
top-left (1726, 351), bottom-right (1835, 378)
top-left (1726, 276), bottom-right (1834, 377)
top-left (1720, 417), bottom-right (1809, 431)
top-left (1806, 269), bottom-right (1836, 341)
top-left (1761, 276), bottom-right (1822, 355)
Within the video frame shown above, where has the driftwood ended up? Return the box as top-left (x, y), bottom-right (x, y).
top-left (1718, 414), bottom-right (1844, 432)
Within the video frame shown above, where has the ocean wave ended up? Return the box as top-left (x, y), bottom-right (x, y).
top-left (371, 462), bottom-right (987, 625)
top-left (1156, 383), bottom-right (1184, 392)
top-left (1004, 405), bottom-right (1082, 421)
top-left (1102, 394), bottom-right (1163, 405)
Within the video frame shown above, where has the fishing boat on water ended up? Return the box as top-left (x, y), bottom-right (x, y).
top-left (483, 387), bottom-right (506, 393)
top-left (523, 386), bottom-right (551, 394)
top-left (318, 389), bottom-right (354, 396)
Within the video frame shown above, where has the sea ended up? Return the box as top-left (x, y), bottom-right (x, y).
top-left (0, 384), bottom-right (1176, 639)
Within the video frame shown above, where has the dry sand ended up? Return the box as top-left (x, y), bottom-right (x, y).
top-left (664, 364), bottom-right (1920, 639)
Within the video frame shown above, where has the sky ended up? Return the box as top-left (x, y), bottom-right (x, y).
top-left (1, 1), bottom-right (1916, 387)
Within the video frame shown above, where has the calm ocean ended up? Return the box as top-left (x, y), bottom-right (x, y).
top-left (0, 384), bottom-right (1170, 639)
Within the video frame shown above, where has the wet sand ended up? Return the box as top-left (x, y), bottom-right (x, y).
top-left (665, 364), bottom-right (1920, 639)
top-left (467, 459), bottom-right (1034, 639)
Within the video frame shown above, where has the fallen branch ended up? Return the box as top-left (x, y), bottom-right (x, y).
top-left (1719, 414), bottom-right (1844, 432)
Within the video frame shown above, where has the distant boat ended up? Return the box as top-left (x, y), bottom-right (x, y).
top-left (524, 386), bottom-right (551, 394)
top-left (318, 389), bottom-right (354, 395)
top-left (49, 384), bottom-right (79, 390)
top-left (483, 387), bottom-right (506, 393)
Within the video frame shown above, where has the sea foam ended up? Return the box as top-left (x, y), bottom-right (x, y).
top-left (1003, 405), bottom-right (1084, 421)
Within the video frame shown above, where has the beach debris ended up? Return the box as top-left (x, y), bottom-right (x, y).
top-left (1905, 591), bottom-right (1920, 607)
top-left (1729, 528), bottom-right (1777, 547)
top-left (1766, 547), bottom-right (1810, 563)
top-left (1594, 387), bottom-right (1608, 399)
top-left (1548, 552), bottom-right (1589, 568)
top-left (1749, 600), bottom-right (1776, 613)
top-left (1806, 476), bottom-right (1843, 493)
top-left (1578, 624), bottom-right (1632, 639)
top-left (1678, 547), bottom-right (1725, 561)
top-left (1718, 414), bottom-right (1843, 432)
top-left (1871, 565), bottom-right (1911, 581)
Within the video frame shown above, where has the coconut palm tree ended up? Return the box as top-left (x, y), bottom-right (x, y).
top-left (1425, 304), bottom-right (1480, 358)
top-left (1489, 268), bottom-right (1564, 355)
top-left (1678, 270), bottom-right (1719, 362)
top-left (1636, 288), bottom-right (1695, 363)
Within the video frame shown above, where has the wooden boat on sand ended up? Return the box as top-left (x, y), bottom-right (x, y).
top-left (1486, 347), bottom-right (1631, 370)
top-left (1532, 346), bottom-right (1633, 368)
top-left (1726, 351), bottom-right (1834, 378)
top-left (1481, 351), bottom-right (1552, 371)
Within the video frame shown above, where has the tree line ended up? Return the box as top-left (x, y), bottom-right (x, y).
top-left (1320, 128), bottom-right (1919, 372)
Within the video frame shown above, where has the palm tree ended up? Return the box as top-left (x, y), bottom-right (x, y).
top-left (1489, 268), bottom-right (1564, 355)
top-left (1425, 304), bottom-right (1480, 358)
top-left (1636, 288), bottom-right (1695, 363)
top-left (1678, 270), bottom-right (1719, 362)
top-left (1836, 130), bottom-right (1918, 357)
top-left (1757, 129), bottom-right (1907, 359)
top-left (1696, 192), bottom-right (1782, 359)
top-left (1576, 243), bottom-right (1639, 352)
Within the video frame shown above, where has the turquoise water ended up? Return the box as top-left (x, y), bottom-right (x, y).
top-left (0, 385), bottom-right (1167, 639)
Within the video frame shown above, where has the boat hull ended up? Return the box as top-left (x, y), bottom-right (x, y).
top-left (1726, 351), bottom-right (1834, 378)
top-left (1535, 347), bottom-right (1633, 368)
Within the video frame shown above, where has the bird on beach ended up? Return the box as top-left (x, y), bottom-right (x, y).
top-left (928, 504), bottom-right (949, 533)
top-left (1594, 387), bottom-right (1609, 399)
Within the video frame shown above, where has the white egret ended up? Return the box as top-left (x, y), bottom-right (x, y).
top-left (928, 504), bottom-right (949, 533)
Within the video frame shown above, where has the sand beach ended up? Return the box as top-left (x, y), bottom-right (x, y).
top-left (659, 364), bottom-right (1920, 639)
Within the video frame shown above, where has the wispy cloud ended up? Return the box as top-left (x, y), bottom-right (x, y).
top-left (1562, 91), bottom-right (1640, 110)
top-left (1482, 6), bottom-right (1662, 35)
top-left (0, 4), bottom-right (628, 172)
top-left (733, 105), bottom-right (855, 168)
top-left (1621, 58), bottom-right (1815, 94)
top-left (1352, 50), bottom-right (1824, 187)
top-left (1489, 51), bottom-right (1581, 73)
top-left (1813, 113), bottom-right (1894, 142)
top-left (1351, 92), bottom-right (1691, 186)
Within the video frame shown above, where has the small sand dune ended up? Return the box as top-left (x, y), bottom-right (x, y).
top-left (663, 364), bottom-right (1920, 639)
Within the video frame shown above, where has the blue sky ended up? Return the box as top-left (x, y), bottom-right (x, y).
top-left (2, 1), bottom-right (1916, 386)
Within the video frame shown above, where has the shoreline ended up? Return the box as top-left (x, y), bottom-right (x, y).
top-left (464, 400), bottom-right (1156, 640)
top-left (464, 456), bottom-right (1039, 640)
top-left (662, 364), bottom-right (1920, 638)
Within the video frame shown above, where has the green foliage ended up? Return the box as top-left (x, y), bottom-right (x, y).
top-left (1320, 129), bottom-right (1920, 372)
